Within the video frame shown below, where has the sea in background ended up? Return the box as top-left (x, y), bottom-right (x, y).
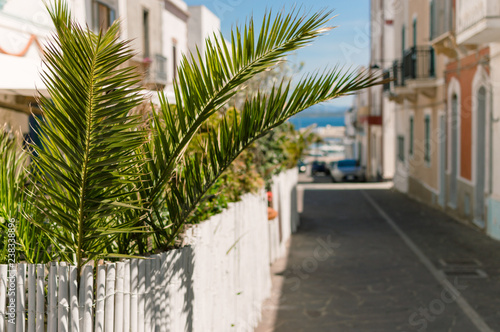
top-left (287, 103), bottom-right (347, 129)
top-left (288, 116), bottom-right (345, 129)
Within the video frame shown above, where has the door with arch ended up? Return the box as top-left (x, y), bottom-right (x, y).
top-left (439, 114), bottom-right (446, 207)
top-left (449, 94), bottom-right (458, 207)
top-left (474, 86), bottom-right (487, 224)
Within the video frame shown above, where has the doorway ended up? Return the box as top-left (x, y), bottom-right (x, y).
top-left (474, 87), bottom-right (487, 225)
top-left (439, 114), bottom-right (446, 207)
top-left (449, 94), bottom-right (458, 207)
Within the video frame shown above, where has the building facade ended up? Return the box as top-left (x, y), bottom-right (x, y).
top-left (381, 0), bottom-right (500, 240)
top-left (354, 0), bottom-right (397, 182)
top-left (451, 0), bottom-right (500, 239)
top-left (345, 71), bottom-right (370, 166)
top-left (0, 0), bottom-right (221, 138)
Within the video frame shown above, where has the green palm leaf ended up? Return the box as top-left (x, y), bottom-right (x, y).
top-left (138, 9), bottom-right (383, 247)
top-left (161, 67), bottom-right (379, 243)
top-left (27, 1), bottom-right (146, 270)
top-left (143, 10), bottom-right (335, 208)
top-left (0, 130), bottom-right (51, 264)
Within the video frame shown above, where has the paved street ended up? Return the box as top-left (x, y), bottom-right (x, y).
top-left (256, 176), bottom-right (500, 332)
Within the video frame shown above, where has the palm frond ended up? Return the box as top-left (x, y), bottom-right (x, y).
top-left (159, 66), bottom-right (380, 244)
top-left (145, 9), bottom-right (335, 206)
top-left (27, 1), bottom-right (146, 270)
top-left (0, 129), bottom-right (51, 264)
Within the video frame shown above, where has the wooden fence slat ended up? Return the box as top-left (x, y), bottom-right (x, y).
top-left (69, 266), bottom-right (79, 332)
top-left (35, 265), bottom-right (44, 332)
top-left (0, 265), bottom-right (7, 332)
top-left (172, 250), bottom-right (180, 332)
top-left (159, 253), bottom-right (167, 332)
top-left (47, 263), bottom-right (57, 332)
top-left (16, 263), bottom-right (25, 332)
top-left (81, 265), bottom-right (94, 332)
top-left (144, 259), bottom-right (151, 332)
top-left (6, 264), bottom-right (14, 332)
top-left (114, 262), bottom-right (124, 332)
top-left (58, 263), bottom-right (69, 332)
top-left (137, 259), bottom-right (145, 332)
top-left (0, 185), bottom-right (288, 331)
top-left (104, 264), bottom-right (115, 332)
top-left (129, 259), bottom-right (138, 332)
top-left (78, 266), bottom-right (83, 332)
top-left (164, 251), bottom-right (174, 332)
top-left (27, 265), bottom-right (35, 332)
top-left (123, 261), bottom-right (130, 332)
top-left (153, 256), bottom-right (161, 332)
top-left (94, 264), bottom-right (106, 332)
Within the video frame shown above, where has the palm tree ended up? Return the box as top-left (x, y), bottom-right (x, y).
top-left (26, 1), bottom-right (381, 272)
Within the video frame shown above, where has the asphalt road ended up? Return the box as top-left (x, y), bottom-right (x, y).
top-left (256, 176), bottom-right (500, 332)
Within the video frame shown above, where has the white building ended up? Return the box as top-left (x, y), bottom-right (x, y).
top-left (187, 5), bottom-right (221, 62)
top-left (454, 0), bottom-right (500, 240)
top-left (366, 0), bottom-right (396, 181)
top-left (0, 0), bottom-right (53, 137)
top-left (162, 0), bottom-right (189, 100)
top-left (0, 0), bottom-right (221, 137)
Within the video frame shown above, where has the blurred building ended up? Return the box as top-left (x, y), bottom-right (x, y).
top-left (345, 77), bottom-right (369, 166)
top-left (379, 0), bottom-right (500, 240)
top-left (0, 0), bottom-right (220, 137)
top-left (347, 1), bottom-right (397, 182)
top-left (368, 0), bottom-right (397, 182)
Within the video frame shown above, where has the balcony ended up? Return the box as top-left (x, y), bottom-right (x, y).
top-left (456, 0), bottom-right (500, 45)
top-left (392, 60), bottom-right (404, 87)
top-left (382, 69), bottom-right (391, 92)
top-left (403, 46), bottom-right (435, 81)
top-left (430, 0), bottom-right (453, 41)
top-left (388, 60), bottom-right (411, 101)
top-left (430, 0), bottom-right (457, 57)
top-left (144, 54), bottom-right (168, 89)
top-left (388, 47), bottom-right (437, 101)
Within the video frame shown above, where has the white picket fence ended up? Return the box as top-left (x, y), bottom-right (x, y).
top-left (0, 168), bottom-right (299, 332)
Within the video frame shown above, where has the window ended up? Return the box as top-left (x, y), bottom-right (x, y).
top-left (425, 115), bottom-right (431, 163)
top-left (25, 114), bottom-right (44, 157)
top-left (413, 18), bottom-right (417, 46)
top-left (143, 10), bottom-right (150, 58)
top-left (156, 54), bottom-right (167, 81)
top-left (338, 160), bottom-right (358, 168)
top-left (172, 43), bottom-right (177, 81)
top-left (398, 136), bottom-right (405, 162)
top-left (96, 2), bottom-right (115, 31)
top-left (430, 0), bottom-right (435, 40)
top-left (409, 116), bottom-right (414, 156)
top-left (402, 25), bottom-right (406, 56)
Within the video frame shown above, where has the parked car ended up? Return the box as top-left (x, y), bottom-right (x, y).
top-left (311, 160), bottom-right (329, 175)
top-left (328, 161), bottom-right (338, 174)
top-left (298, 160), bottom-right (307, 173)
top-left (330, 159), bottom-right (366, 182)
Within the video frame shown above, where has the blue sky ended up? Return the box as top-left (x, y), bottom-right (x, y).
top-left (184, 0), bottom-right (370, 108)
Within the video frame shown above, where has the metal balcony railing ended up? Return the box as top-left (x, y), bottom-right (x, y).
top-left (392, 60), bottom-right (404, 87)
top-left (403, 46), bottom-right (435, 81)
top-left (144, 54), bottom-right (167, 86)
top-left (155, 54), bottom-right (167, 81)
top-left (430, 0), bottom-right (453, 40)
top-left (382, 69), bottom-right (391, 92)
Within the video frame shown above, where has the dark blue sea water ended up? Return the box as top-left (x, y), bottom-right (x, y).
top-left (288, 115), bottom-right (345, 129)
